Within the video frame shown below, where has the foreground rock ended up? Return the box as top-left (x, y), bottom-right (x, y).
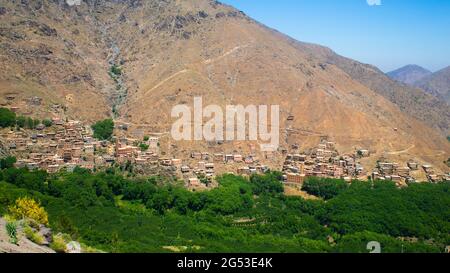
top-left (0, 218), bottom-right (55, 253)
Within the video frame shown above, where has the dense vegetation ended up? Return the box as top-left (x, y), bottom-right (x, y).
top-left (0, 108), bottom-right (16, 128)
top-left (0, 107), bottom-right (51, 129)
top-left (0, 165), bottom-right (448, 253)
top-left (91, 119), bottom-right (114, 140)
top-left (302, 177), bottom-right (348, 200)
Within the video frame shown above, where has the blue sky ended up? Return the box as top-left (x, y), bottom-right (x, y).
top-left (220, 0), bottom-right (450, 72)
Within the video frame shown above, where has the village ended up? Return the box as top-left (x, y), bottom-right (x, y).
top-left (282, 139), bottom-right (450, 189)
top-left (1, 117), bottom-right (449, 191)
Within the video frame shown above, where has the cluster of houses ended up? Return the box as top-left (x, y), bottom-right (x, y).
top-left (114, 136), bottom-right (160, 165)
top-left (3, 118), bottom-right (165, 174)
top-left (3, 116), bottom-right (448, 190)
top-left (420, 164), bottom-right (450, 183)
top-left (161, 151), bottom-right (271, 190)
top-left (5, 118), bottom-right (106, 172)
top-left (370, 161), bottom-right (420, 186)
top-left (370, 161), bottom-right (418, 186)
top-left (370, 160), bottom-right (449, 185)
top-left (281, 140), bottom-right (365, 187)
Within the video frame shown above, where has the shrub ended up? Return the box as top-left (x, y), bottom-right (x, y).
top-left (50, 234), bottom-right (67, 253)
top-left (110, 65), bottom-right (122, 77)
top-left (23, 226), bottom-right (45, 245)
top-left (8, 197), bottom-right (49, 225)
top-left (6, 221), bottom-right (18, 244)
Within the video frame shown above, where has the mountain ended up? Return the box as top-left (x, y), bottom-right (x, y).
top-left (0, 0), bottom-right (448, 171)
top-left (415, 66), bottom-right (450, 104)
top-left (387, 65), bottom-right (432, 85)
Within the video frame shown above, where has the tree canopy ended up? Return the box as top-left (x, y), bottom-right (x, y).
top-left (0, 108), bottom-right (16, 128)
top-left (91, 119), bottom-right (114, 140)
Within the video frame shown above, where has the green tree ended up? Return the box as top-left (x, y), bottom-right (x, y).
top-left (91, 119), bottom-right (114, 140)
top-left (139, 143), bottom-right (149, 151)
top-left (0, 108), bottom-right (17, 128)
top-left (110, 65), bottom-right (122, 76)
top-left (33, 119), bottom-right (41, 128)
top-left (26, 117), bottom-right (34, 129)
top-left (0, 156), bottom-right (16, 169)
top-left (16, 116), bottom-right (26, 128)
top-left (42, 119), bottom-right (53, 127)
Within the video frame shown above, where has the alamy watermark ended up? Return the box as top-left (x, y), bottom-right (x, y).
top-left (171, 97), bottom-right (280, 152)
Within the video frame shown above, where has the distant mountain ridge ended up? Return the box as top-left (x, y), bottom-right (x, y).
top-left (387, 65), bottom-right (450, 104)
top-left (387, 65), bottom-right (432, 85)
top-left (415, 66), bottom-right (450, 104)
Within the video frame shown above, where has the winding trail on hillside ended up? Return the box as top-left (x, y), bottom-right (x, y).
top-left (203, 44), bottom-right (249, 65)
top-left (145, 69), bottom-right (189, 94)
top-left (387, 144), bottom-right (415, 155)
top-left (144, 44), bottom-right (250, 95)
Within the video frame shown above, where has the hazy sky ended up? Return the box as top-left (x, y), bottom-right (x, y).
top-left (220, 0), bottom-right (450, 72)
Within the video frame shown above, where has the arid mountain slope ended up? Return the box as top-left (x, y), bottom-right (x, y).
top-left (0, 0), bottom-right (448, 170)
top-left (291, 42), bottom-right (450, 135)
top-left (0, 0), bottom-right (113, 122)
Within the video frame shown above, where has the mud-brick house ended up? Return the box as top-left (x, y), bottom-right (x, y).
top-left (198, 161), bottom-right (206, 170)
top-left (72, 147), bottom-right (82, 158)
top-left (233, 154), bottom-right (243, 162)
top-left (65, 163), bottom-right (77, 173)
top-left (188, 177), bottom-right (205, 189)
top-left (238, 167), bottom-right (251, 176)
top-left (225, 154), bottom-right (234, 163)
top-left (160, 159), bottom-right (173, 166)
top-left (391, 175), bottom-right (402, 183)
top-left (213, 153), bottom-right (224, 162)
top-left (181, 166), bottom-right (190, 173)
top-left (422, 165), bottom-right (433, 174)
top-left (47, 164), bottom-right (60, 174)
top-left (191, 152), bottom-right (202, 159)
top-left (84, 145), bottom-right (94, 155)
top-left (396, 167), bottom-right (410, 177)
top-left (286, 173), bottom-right (305, 185)
top-left (135, 158), bottom-right (147, 165)
top-left (357, 149), bottom-right (370, 157)
top-left (407, 162), bottom-right (418, 170)
top-left (171, 158), bottom-right (182, 167)
top-left (201, 152), bottom-right (210, 160)
top-left (244, 156), bottom-right (254, 164)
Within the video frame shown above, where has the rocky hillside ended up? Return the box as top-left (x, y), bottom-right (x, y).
top-left (415, 66), bottom-right (450, 104)
top-left (387, 65), bottom-right (432, 85)
top-left (0, 217), bottom-right (55, 253)
top-left (0, 0), bottom-right (448, 170)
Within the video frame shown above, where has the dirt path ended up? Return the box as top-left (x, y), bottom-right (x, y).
top-left (145, 69), bottom-right (189, 94)
top-left (203, 44), bottom-right (249, 65)
top-left (144, 44), bottom-right (251, 96)
top-left (387, 144), bottom-right (415, 155)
